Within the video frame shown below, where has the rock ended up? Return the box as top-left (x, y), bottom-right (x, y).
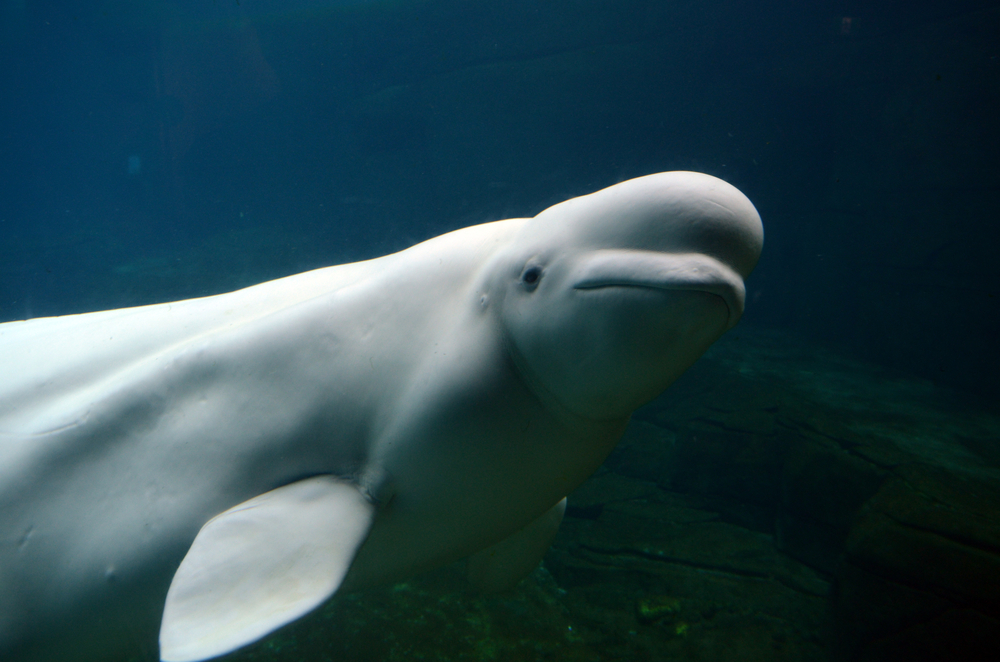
top-left (836, 466), bottom-right (1000, 659)
top-left (852, 608), bottom-right (1000, 662)
top-left (776, 432), bottom-right (887, 573)
top-left (832, 561), bottom-right (959, 658)
top-left (661, 426), bottom-right (788, 533)
top-left (546, 492), bottom-right (833, 661)
top-left (843, 474), bottom-right (1000, 608)
top-left (617, 328), bottom-right (1000, 661)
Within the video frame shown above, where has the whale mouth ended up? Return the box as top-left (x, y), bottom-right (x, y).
top-left (571, 250), bottom-right (746, 328)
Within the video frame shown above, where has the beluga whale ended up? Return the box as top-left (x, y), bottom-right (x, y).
top-left (0, 171), bottom-right (763, 662)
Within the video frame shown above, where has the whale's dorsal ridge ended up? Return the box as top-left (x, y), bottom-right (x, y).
top-left (159, 476), bottom-right (376, 662)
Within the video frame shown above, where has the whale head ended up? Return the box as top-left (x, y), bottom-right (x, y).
top-left (496, 171), bottom-right (763, 421)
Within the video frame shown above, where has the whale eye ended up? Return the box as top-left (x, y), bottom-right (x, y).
top-left (520, 265), bottom-right (542, 290)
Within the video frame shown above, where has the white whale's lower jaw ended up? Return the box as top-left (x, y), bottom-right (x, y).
top-left (571, 250), bottom-right (747, 329)
top-left (510, 284), bottom-right (733, 424)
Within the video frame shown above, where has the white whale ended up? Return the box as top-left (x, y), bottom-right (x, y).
top-left (0, 171), bottom-right (762, 662)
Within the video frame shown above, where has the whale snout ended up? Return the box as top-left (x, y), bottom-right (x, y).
top-left (571, 250), bottom-right (747, 329)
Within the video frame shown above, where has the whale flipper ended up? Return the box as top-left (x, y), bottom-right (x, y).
top-left (466, 498), bottom-right (567, 593)
top-left (159, 476), bottom-right (376, 662)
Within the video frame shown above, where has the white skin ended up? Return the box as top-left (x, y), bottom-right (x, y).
top-left (0, 172), bottom-right (762, 662)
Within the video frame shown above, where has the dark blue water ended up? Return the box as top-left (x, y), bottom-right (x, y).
top-left (1, 4), bottom-right (999, 660)
top-left (3, 0), bottom-right (997, 400)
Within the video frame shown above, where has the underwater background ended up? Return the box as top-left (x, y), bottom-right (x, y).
top-left (1, 0), bottom-right (998, 660)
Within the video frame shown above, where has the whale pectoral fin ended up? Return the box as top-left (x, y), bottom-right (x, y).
top-left (159, 476), bottom-right (375, 662)
top-left (466, 497), bottom-right (567, 593)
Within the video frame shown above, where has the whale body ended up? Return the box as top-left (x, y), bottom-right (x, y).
top-left (0, 172), bottom-right (763, 661)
